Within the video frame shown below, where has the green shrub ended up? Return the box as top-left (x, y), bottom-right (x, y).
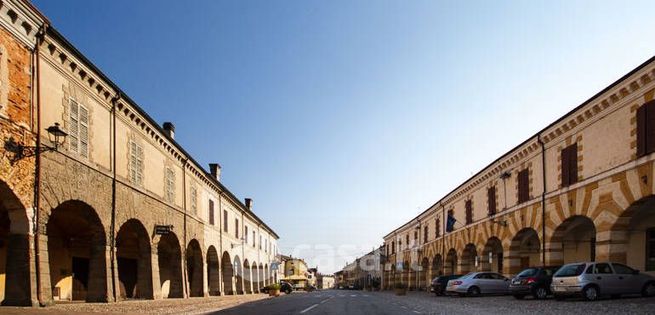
top-left (267, 283), bottom-right (281, 290)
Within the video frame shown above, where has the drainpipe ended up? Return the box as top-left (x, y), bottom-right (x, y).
top-left (182, 158), bottom-right (188, 297)
top-left (538, 134), bottom-right (547, 267)
top-left (441, 203), bottom-right (445, 275)
top-left (218, 192), bottom-right (223, 294)
top-left (33, 24), bottom-right (46, 307)
top-left (109, 92), bottom-right (120, 302)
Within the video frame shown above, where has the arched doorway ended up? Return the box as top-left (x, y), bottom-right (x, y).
top-left (390, 263), bottom-right (396, 288)
top-left (116, 219), bottom-right (153, 299)
top-left (46, 200), bottom-right (107, 302)
top-left (402, 261), bottom-right (409, 286)
top-left (186, 240), bottom-right (203, 297)
top-left (234, 256), bottom-right (243, 294)
top-left (609, 196), bottom-right (655, 274)
top-left (420, 257), bottom-right (429, 290)
top-left (551, 216), bottom-right (596, 265)
top-left (509, 228), bottom-right (540, 274)
top-left (0, 180), bottom-right (31, 305)
top-left (431, 254), bottom-right (442, 279)
top-left (221, 252), bottom-right (234, 295)
top-left (207, 246), bottom-right (220, 296)
top-left (157, 232), bottom-right (183, 298)
top-left (460, 244), bottom-right (477, 274)
top-left (445, 249), bottom-right (457, 275)
top-left (482, 237), bottom-right (503, 274)
top-left (243, 260), bottom-right (252, 294)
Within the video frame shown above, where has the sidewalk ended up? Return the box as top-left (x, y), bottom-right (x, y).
top-left (0, 294), bottom-right (270, 315)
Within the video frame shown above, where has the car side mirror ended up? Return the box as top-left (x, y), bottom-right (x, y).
top-left (633, 270), bottom-right (640, 275)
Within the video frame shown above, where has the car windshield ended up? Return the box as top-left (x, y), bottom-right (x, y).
top-left (459, 273), bottom-right (476, 279)
top-left (517, 268), bottom-right (538, 277)
top-left (554, 264), bottom-right (586, 277)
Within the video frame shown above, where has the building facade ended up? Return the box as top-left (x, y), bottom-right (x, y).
top-left (0, 0), bottom-right (279, 306)
top-left (383, 56), bottom-right (655, 291)
top-left (316, 274), bottom-right (334, 290)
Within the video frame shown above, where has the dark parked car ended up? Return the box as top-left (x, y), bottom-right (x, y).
top-left (510, 266), bottom-right (561, 299)
top-left (431, 275), bottom-right (463, 295)
top-left (261, 281), bottom-right (293, 294)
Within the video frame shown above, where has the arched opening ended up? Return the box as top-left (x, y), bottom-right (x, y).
top-left (445, 249), bottom-right (457, 275)
top-left (221, 252), bottom-right (234, 295)
top-left (258, 263), bottom-right (264, 292)
top-left (0, 180), bottom-right (31, 305)
top-left (157, 232), bottom-right (183, 298)
top-left (551, 215), bottom-right (596, 265)
top-left (610, 196), bottom-right (655, 274)
top-left (460, 244), bottom-right (477, 274)
top-left (420, 257), bottom-right (429, 290)
top-left (46, 200), bottom-right (107, 302)
top-left (207, 246), bottom-right (220, 296)
top-left (234, 256), bottom-right (243, 294)
top-left (389, 263), bottom-right (396, 288)
top-left (116, 219), bottom-right (153, 299)
top-left (431, 254), bottom-right (442, 279)
top-left (481, 237), bottom-right (503, 274)
top-left (243, 260), bottom-right (252, 294)
top-left (509, 228), bottom-right (540, 274)
top-left (402, 261), bottom-right (409, 285)
top-left (186, 239), bottom-right (203, 297)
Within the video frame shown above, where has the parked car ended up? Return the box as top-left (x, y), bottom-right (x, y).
top-left (551, 262), bottom-right (655, 301)
top-left (510, 266), bottom-right (561, 299)
top-left (446, 272), bottom-right (510, 296)
top-left (431, 275), bottom-right (463, 295)
top-left (261, 281), bottom-right (293, 294)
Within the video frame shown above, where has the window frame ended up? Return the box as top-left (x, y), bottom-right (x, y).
top-left (68, 98), bottom-right (89, 158)
top-left (165, 167), bottom-right (175, 203)
top-left (129, 140), bottom-right (144, 186)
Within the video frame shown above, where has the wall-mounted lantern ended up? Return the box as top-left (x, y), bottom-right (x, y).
top-left (5, 122), bottom-right (67, 164)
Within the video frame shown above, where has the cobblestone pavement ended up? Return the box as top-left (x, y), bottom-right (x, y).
top-left (374, 290), bottom-right (655, 315)
top-left (0, 294), bottom-right (269, 315)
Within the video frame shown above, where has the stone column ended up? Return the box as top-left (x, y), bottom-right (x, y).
top-left (202, 259), bottom-right (209, 297)
top-left (36, 233), bottom-right (53, 306)
top-left (2, 233), bottom-right (37, 306)
top-left (150, 246), bottom-right (162, 300)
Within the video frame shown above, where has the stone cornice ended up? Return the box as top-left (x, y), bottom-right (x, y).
top-left (0, 0), bottom-right (45, 48)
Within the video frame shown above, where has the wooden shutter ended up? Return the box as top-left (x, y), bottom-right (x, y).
top-left (518, 169), bottom-right (529, 203)
top-left (79, 105), bottom-right (89, 157)
top-left (209, 200), bottom-right (214, 225)
top-left (561, 146), bottom-right (570, 187)
top-left (487, 186), bottom-right (496, 215)
top-left (465, 200), bottom-right (473, 224)
top-left (568, 143), bottom-right (578, 184)
top-left (638, 104), bottom-right (647, 157)
top-left (436, 218), bottom-right (440, 237)
top-left (646, 101), bottom-right (655, 154)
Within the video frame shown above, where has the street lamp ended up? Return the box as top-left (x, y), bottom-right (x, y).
top-left (5, 122), bottom-right (67, 164)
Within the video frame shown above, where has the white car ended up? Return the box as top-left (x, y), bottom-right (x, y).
top-left (446, 272), bottom-right (510, 296)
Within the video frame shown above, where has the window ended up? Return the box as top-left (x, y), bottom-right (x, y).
top-left (647, 228), bottom-right (655, 271)
top-left (235, 218), bottom-right (239, 239)
top-left (265, 239), bottom-right (268, 252)
top-left (165, 167), bottom-right (175, 203)
top-left (68, 99), bottom-right (89, 157)
top-left (518, 169), bottom-right (530, 203)
top-left (435, 218), bottom-right (440, 238)
top-left (637, 100), bottom-right (655, 157)
top-left (561, 143), bottom-right (579, 187)
top-left (223, 210), bottom-right (228, 232)
top-left (260, 235), bottom-right (262, 249)
top-left (405, 234), bottom-right (409, 248)
top-left (189, 186), bottom-right (197, 214)
top-left (392, 241), bottom-right (395, 254)
top-left (593, 263), bottom-right (613, 274)
top-left (129, 141), bottom-right (144, 186)
top-left (245, 226), bottom-right (249, 243)
top-left (424, 226), bottom-right (428, 243)
top-left (414, 231), bottom-right (418, 242)
top-left (465, 200), bottom-right (473, 224)
top-left (252, 231), bottom-right (256, 247)
top-left (487, 186), bottom-right (496, 216)
top-left (208, 200), bottom-right (214, 225)
top-left (612, 263), bottom-right (635, 275)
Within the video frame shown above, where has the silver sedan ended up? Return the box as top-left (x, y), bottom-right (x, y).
top-left (446, 272), bottom-right (510, 296)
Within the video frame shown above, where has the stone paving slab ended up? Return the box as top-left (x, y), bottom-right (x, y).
top-left (0, 294), bottom-right (270, 315)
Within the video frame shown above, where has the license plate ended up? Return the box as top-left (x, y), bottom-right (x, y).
top-left (553, 286), bottom-right (565, 292)
top-left (512, 280), bottom-right (521, 285)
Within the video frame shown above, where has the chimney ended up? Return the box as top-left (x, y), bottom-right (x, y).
top-left (245, 198), bottom-right (253, 210)
top-left (209, 163), bottom-right (221, 181)
top-left (163, 122), bottom-right (175, 139)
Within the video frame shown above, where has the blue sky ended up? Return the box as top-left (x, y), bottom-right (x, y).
top-left (33, 0), bottom-right (655, 273)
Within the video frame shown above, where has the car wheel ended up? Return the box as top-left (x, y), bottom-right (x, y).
top-left (582, 285), bottom-right (599, 301)
top-left (513, 294), bottom-right (525, 300)
top-left (467, 286), bottom-right (481, 297)
top-left (533, 286), bottom-right (548, 300)
top-left (642, 282), bottom-right (655, 297)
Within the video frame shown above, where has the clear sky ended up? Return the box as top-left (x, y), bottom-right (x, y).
top-left (32, 0), bottom-right (655, 273)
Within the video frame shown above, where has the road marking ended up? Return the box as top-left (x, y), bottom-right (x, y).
top-left (300, 304), bottom-right (319, 314)
top-left (320, 297), bottom-right (332, 304)
top-left (412, 311), bottom-right (421, 314)
top-left (350, 294), bottom-right (357, 297)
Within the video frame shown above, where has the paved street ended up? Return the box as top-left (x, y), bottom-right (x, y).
top-left (212, 290), bottom-right (655, 315)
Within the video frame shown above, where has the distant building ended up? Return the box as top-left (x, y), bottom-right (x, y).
top-left (317, 274), bottom-right (335, 289)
